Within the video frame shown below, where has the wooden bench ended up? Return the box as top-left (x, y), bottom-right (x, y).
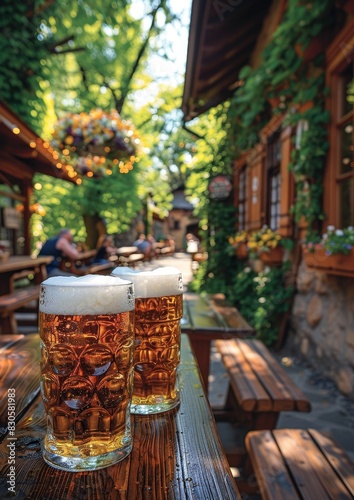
top-left (85, 262), bottom-right (115, 274)
top-left (160, 246), bottom-right (174, 256)
top-left (245, 428), bottom-right (354, 499)
top-left (0, 285), bottom-right (41, 334)
top-left (214, 338), bottom-right (311, 466)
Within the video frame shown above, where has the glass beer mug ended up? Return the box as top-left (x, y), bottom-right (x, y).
top-left (39, 274), bottom-right (134, 471)
top-left (112, 267), bottom-right (183, 415)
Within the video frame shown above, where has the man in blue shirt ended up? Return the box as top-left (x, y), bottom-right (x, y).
top-left (38, 229), bottom-right (85, 277)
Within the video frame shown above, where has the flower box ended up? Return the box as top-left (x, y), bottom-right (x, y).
top-left (303, 246), bottom-right (354, 275)
top-left (235, 243), bottom-right (248, 259)
top-left (259, 246), bottom-right (284, 265)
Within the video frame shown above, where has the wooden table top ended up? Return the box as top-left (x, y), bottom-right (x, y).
top-left (0, 255), bottom-right (53, 274)
top-left (182, 292), bottom-right (254, 338)
top-left (0, 333), bottom-right (240, 499)
top-left (115, 246), bottom-right (139, 257)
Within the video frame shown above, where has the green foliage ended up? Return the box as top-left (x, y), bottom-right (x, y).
top-left (190, 259), bottom-right (294, 346)
top-left (188, 0), bottom-right (334, 344)
top-left (1, 0), bottom-right (185, 248)
top-left (0, 0), bottom-right (49, 131)
top-left (305, 225), bottom-right (354, 255)
top-left (225, 0), bottom-right (333, 230)
top-left (228, 263), bottom-right (294, 346)
top-left (31, 175), bottom-right (86, 244)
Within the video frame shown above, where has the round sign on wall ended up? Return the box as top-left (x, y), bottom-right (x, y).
top-left (208, 175), bottom-right (232, 199)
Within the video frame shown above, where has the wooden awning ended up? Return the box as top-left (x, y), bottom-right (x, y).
top-left (0, 101), bottom-right (78, 185)
top-left (0, 101), bottom-right (78, 254)
top-left (182, 0), bottom-right (272, 122)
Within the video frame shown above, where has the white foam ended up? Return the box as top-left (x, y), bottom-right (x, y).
top-left (39, 274), bottom-right (134, 315)
top-left (111, 266), bottom-right (183, 298)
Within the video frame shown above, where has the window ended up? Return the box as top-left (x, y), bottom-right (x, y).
top-left (266, 130), bottom-right (281, 230)
top-left (326, 21), bottom-right (354, 229)
top-left (336, 63), bottom-right (354, 227)
top-left (238, 166), bottom-right (247, 230)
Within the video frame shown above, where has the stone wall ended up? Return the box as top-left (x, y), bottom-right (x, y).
top-left (288, 260), bottom-right (354, 399)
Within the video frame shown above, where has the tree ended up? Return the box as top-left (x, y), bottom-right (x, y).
top-left (0, 0), bottom-right (184, 248)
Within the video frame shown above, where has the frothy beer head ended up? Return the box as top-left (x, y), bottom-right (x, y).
top-left (39, 274), bottom-right (134, 315)
top-left (111, 266), bottom-right (183, 298)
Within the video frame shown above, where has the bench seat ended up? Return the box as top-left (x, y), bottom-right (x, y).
top-left (246, 428), bottom-right (354, 499)
top-left (86, 262), bottom-right (115, 275)
top-left (214, 338), bottom-right (311, 466)
top-left (116, 252), bottom-right (145, 267)
top-left (0, 285), bottom-right (41, 334)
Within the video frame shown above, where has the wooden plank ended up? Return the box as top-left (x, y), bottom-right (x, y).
top-left (215, 339), bottom-right (271, 412)
top-left (0, 334), bottom-right (24, 350)
top-left (246, 430), bottom-right (299, 500)
top-left (238, 339), bottom-right (296, 412)
top-left (274, 428), bottom-right (350, 500)
top-left (0, 256), bottom-right (53, 274)
top-left (86, 262), bottom-right (114, 275)
top-left (308, 429), bottom-right (354, 498)
top-left (0, 285), bottom-right (40, 312)
top-left (250, 339), bottom-right (311, 412)
top-left (0, 333), bottom-right (40, 436)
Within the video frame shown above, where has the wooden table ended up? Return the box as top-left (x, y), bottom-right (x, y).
top-left (114, 246), bottom-right (145, 268)
top-left (60, 250), bottom-right (117, 276)
top-left (0, 255), bottom-right (53, 294)
top-left (115, 246), bottom-right (139, 258)
top-left (0, 333), bottom-right (240, 499)
top-left (182, 292), bottom-right (254, 387)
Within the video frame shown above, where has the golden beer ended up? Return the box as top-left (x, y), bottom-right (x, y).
top-left (39, 274), bottom-right (135, 471)
top-left (112, 267), bottom-right (183, 414)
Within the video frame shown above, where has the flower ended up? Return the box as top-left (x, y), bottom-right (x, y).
top-left (51, 109), bottom-right (141, 177)
top-left (228, 230), bottom-right (248, 249)
top-left (306, 225), bottom-right (354, 255)
top-left (248, 226), bottom-right (282, 255)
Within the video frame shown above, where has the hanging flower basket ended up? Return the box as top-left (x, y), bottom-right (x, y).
top-left (51, 109), bottom-right (140, 177)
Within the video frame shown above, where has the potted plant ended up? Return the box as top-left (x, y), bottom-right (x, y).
top-left (303, 226), bottom-right (354, 273)
top-left (228, 230), bottom-right (249, 259)
top-left (51, 109), bottom-right (140, 177)
top-left (248, 226), bottom-right (289, 265)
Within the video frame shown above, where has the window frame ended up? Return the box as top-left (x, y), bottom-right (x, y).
top-left (325, 20), bottom-right (354, 228)
top-left (265, 129), bottom-right (282, 230)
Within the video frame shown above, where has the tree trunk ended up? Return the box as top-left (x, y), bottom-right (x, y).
top-left (83, 213), bottom-right (107, 249)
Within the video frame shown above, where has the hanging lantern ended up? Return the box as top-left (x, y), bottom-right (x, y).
top-left (51, 109), bottom-right (140, 177)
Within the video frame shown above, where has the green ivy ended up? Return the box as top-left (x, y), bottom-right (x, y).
top-left (0, 0), bottom-right (50, 133)
top-left (225, 0), bottom-right (334, 229)
top-left (192, 0), bottom-right (336, 344)
top-left (228, 263), bottom-right (294, 346)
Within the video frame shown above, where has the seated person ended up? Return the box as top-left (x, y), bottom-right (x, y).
top-left (133, 233), bottom-right (152, 259)
top-left (146, 234), bottom-right (158, 258)
top-left (165, 234), bottom-right (176, 253)
top-left (186, 233), bottom-right (200, 254)
top-left (94, 235), bottom-right (117, 264)
top-left (38, 229), bottom-right (86, 277)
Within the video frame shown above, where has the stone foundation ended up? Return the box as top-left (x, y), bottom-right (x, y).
top-left (288, 260), bottom-right (354, 399)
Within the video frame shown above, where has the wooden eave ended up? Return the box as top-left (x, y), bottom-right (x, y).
top-left (0, 101), bottom-right (77, 184)
top-left (182, 0), bottom-right (273, 122)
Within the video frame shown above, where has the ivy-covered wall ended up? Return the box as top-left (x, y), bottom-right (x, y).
top-left (193, 0), bottom-right (344, 346)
